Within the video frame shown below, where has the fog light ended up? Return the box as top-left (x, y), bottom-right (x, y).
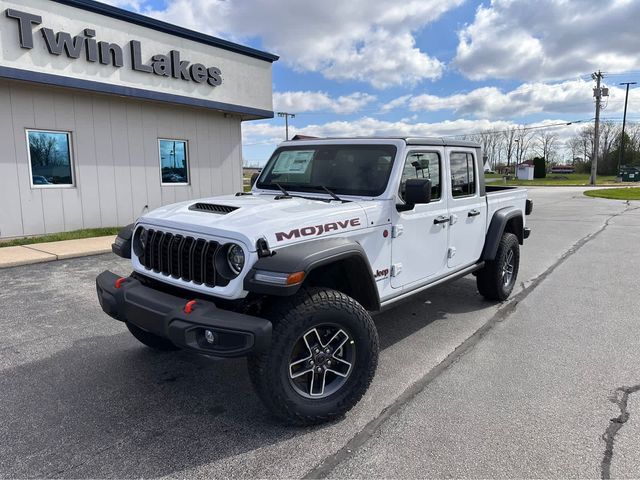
top-left (204, 330), bottom-right (215, 344)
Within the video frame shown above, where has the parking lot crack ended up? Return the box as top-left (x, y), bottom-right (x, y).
top-left (600, 384), bottom-right (640, 479)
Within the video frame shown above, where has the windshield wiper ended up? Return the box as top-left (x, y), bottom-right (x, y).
top-left (310, 185), bottom-right (343, 202)
top-left (273, 183), bottom-right (291, 198)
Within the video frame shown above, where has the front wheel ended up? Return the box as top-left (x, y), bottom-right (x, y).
top-left (247, 288), bottom-right (379, 425)
top-left (477, 232), bottom-right (520, 301)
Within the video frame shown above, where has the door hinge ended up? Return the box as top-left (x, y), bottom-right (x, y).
top-left (391, 224), bottom-right (404, 238)
top-left (448, 247), bottom-right (457, 259)
top-left (449, 214), bottom-right (458, 225)
top-left (391, 263), bottom-right (402, 277)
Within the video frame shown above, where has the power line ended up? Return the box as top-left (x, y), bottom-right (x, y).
top-left (440, 119), bottom-right (591, 138)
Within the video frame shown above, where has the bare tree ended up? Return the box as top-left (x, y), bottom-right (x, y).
top-left (514, 127), bottom-right (534, 165)
top-left (535, 131), bottom-right (559, 165)
top-left (28, 134), bottom-right (57, 167)
top-left (502, 127), bottom-right (517, 168)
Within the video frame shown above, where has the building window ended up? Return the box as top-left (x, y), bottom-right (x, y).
top-left (27, 130), bottom-right (74, 187)
top-left (450, 152), bottom-right (476, 198)
top-left (159, 139), bottom-right (189, 185)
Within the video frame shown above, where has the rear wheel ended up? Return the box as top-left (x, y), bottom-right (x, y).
top-left (125, 322), bottom-right (180, 351)
top-left (477, 232), bottom-right (520, 301)
top-left (247, 288), bottom-right (378, 425)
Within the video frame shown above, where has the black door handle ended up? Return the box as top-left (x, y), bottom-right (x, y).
top-left (468, 209), bottom-right (481, 217)
top-left (434, 216), bottom-right (450, 225)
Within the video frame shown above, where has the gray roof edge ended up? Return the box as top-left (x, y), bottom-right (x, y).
top-left (285, 136), bottom-right (481, 148)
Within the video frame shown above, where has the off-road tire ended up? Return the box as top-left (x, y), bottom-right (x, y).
top-left (477, 232), bottom-right (520, 301)
top-left (247, 287), bottom-right (379, 426)
top-left (126, 322), bottom-right (180, 351)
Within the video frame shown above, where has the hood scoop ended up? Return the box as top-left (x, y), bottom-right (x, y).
top-left (188, 202), bottom-right (239, 214)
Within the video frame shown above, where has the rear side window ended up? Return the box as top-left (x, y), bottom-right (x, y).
top-left (450, 152), bottom-right (476, 198)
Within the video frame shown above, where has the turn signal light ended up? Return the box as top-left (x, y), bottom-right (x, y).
top-left (286, 271), bottom-right (305, 285)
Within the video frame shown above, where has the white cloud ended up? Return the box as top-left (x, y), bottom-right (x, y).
top-left (243, 116), bottom-right (519, 146)
top-left (138, 0), bottom-right (463, 88)
top-left (454, 0), bottom-right (640, 81)
top-left (380, 80), bottom-right (640, 119)
top-left (273, 91), bottom-right (376, 114)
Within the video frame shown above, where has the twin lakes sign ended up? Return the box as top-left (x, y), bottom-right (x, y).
top-left (0, 0), bottom-right (275, 118)
top-left (5, 9), bottom-right (223, 88)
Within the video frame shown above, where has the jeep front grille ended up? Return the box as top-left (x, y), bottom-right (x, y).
top-left (139, 229), bottom-right (228, 287)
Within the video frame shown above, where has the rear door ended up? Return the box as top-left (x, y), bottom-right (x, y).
top-left (446, 149), bottom-right (487, 269)
top-left (390, 149), bottom-right (449, 288)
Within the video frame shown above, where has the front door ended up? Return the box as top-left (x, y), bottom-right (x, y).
top-left (446, 149), bottom-right (487, 268)
top-left (391, 149), bottom-right (449, 289)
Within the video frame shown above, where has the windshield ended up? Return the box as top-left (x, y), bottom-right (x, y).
top-left (256, 144), bottom-right (397, 197)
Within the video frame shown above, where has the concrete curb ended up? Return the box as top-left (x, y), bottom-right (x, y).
top-left (0, 235), bottom-right (116, 269)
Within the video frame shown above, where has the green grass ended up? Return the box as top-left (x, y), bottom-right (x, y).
top-left (486, 173), bottom-right (618, 186)
top-left (0, 227), bottom-right (121, 248)
top-left (584, 187), bottom-right (640, 200)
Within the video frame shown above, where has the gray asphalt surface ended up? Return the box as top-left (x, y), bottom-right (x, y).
top-left (0, 187), bottom-right (637, 478)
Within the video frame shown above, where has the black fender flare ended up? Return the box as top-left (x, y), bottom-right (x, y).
top-left (112, 223), bottom-right (134, 259)
top-left (481, 208), bottom-right (524, 261)
top-left (244, 237), bottom-right (380, 310)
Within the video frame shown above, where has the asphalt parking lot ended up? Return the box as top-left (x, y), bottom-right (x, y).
top-left (1, 187), bottom-right (638, 478)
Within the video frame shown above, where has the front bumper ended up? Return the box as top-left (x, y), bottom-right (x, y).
top-left (96, 271), bottom-right (271, 357)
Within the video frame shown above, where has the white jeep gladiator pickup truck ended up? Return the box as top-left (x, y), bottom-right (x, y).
top-left (97, 137), bottom-right (532, 425)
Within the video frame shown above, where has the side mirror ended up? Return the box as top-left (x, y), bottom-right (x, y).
top-left (404, 178), bottom-right (432, 207)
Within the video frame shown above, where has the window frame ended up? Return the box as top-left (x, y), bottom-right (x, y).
top-left (25, 128), bottom-right (76, 189)
top-left (399, 150), bottom-right (443, 204)
top-left (449, 150), bottom-right (478, 200)
top-left (158, 138), bottom-right (190, 186)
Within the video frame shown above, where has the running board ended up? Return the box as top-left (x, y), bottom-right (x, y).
top-left (378, 262), bottom-right (484, 311)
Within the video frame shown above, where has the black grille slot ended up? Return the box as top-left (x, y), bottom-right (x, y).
top-left (139, 229), bottom-right (228, 287)
top-left (189, 203), bottom-right (239, 214)
top-left (170, 235), bottom-right (183, 278)
top-left (192, 239), bottom-right (206, 284)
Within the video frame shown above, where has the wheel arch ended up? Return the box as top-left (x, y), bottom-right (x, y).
top-left (481, 207), bottom-right (523, 261)
top-left (244, 237), bottom-right (380, 311)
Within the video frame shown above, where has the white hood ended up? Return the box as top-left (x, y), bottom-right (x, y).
top-left (137, 193), bottom-right (372, 251)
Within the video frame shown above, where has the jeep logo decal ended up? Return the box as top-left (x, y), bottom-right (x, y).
top-left (275, 218), bottom-right (362, 242)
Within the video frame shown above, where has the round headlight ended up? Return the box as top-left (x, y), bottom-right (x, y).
top-left (133, 227), bottom-right (147, 257)
top-left (227, 244), bottom-right (245, 275)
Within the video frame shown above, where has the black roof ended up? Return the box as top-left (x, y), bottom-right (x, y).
top-left (53, 0), bottom-right (279, 63)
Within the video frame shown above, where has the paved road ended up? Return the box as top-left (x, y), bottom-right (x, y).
top-left (0, 187), bottom-right (637, 478)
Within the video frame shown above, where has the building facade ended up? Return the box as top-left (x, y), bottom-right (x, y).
top-left (0, 0), bottom-right (276, 239)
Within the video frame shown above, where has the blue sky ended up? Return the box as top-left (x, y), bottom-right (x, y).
top-left (111, 0), bottom-right (640, 165)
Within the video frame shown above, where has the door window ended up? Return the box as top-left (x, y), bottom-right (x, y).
top-left (399, 152), bottom-right (441, 202)
top-left (450, 152), bottom-right (476, 198)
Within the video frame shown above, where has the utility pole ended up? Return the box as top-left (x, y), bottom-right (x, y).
top-left (617, 82), bottom-right (637, 175)
top-left (277, 112), bottom-right (295, 141)
top-left (590, 71), bottom-right (605, 185)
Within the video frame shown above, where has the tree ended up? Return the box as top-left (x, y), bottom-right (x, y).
top-left (28, 134), bottom-right (57, 167)
top-left (535, 131), bottom-right (559, 167)
top-left (502, 127), bottom-right (517, 168)
top-left (533, 157), bottom-right (546, 178)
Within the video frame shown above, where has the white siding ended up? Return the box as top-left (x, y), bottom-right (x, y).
top-left (0, 79), bottom-right (244, 239)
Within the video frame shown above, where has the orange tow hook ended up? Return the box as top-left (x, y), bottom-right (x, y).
top-left (184, 300), bottom-right (197, 314)
top-left (115, 277), bottom-right (127, 289)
